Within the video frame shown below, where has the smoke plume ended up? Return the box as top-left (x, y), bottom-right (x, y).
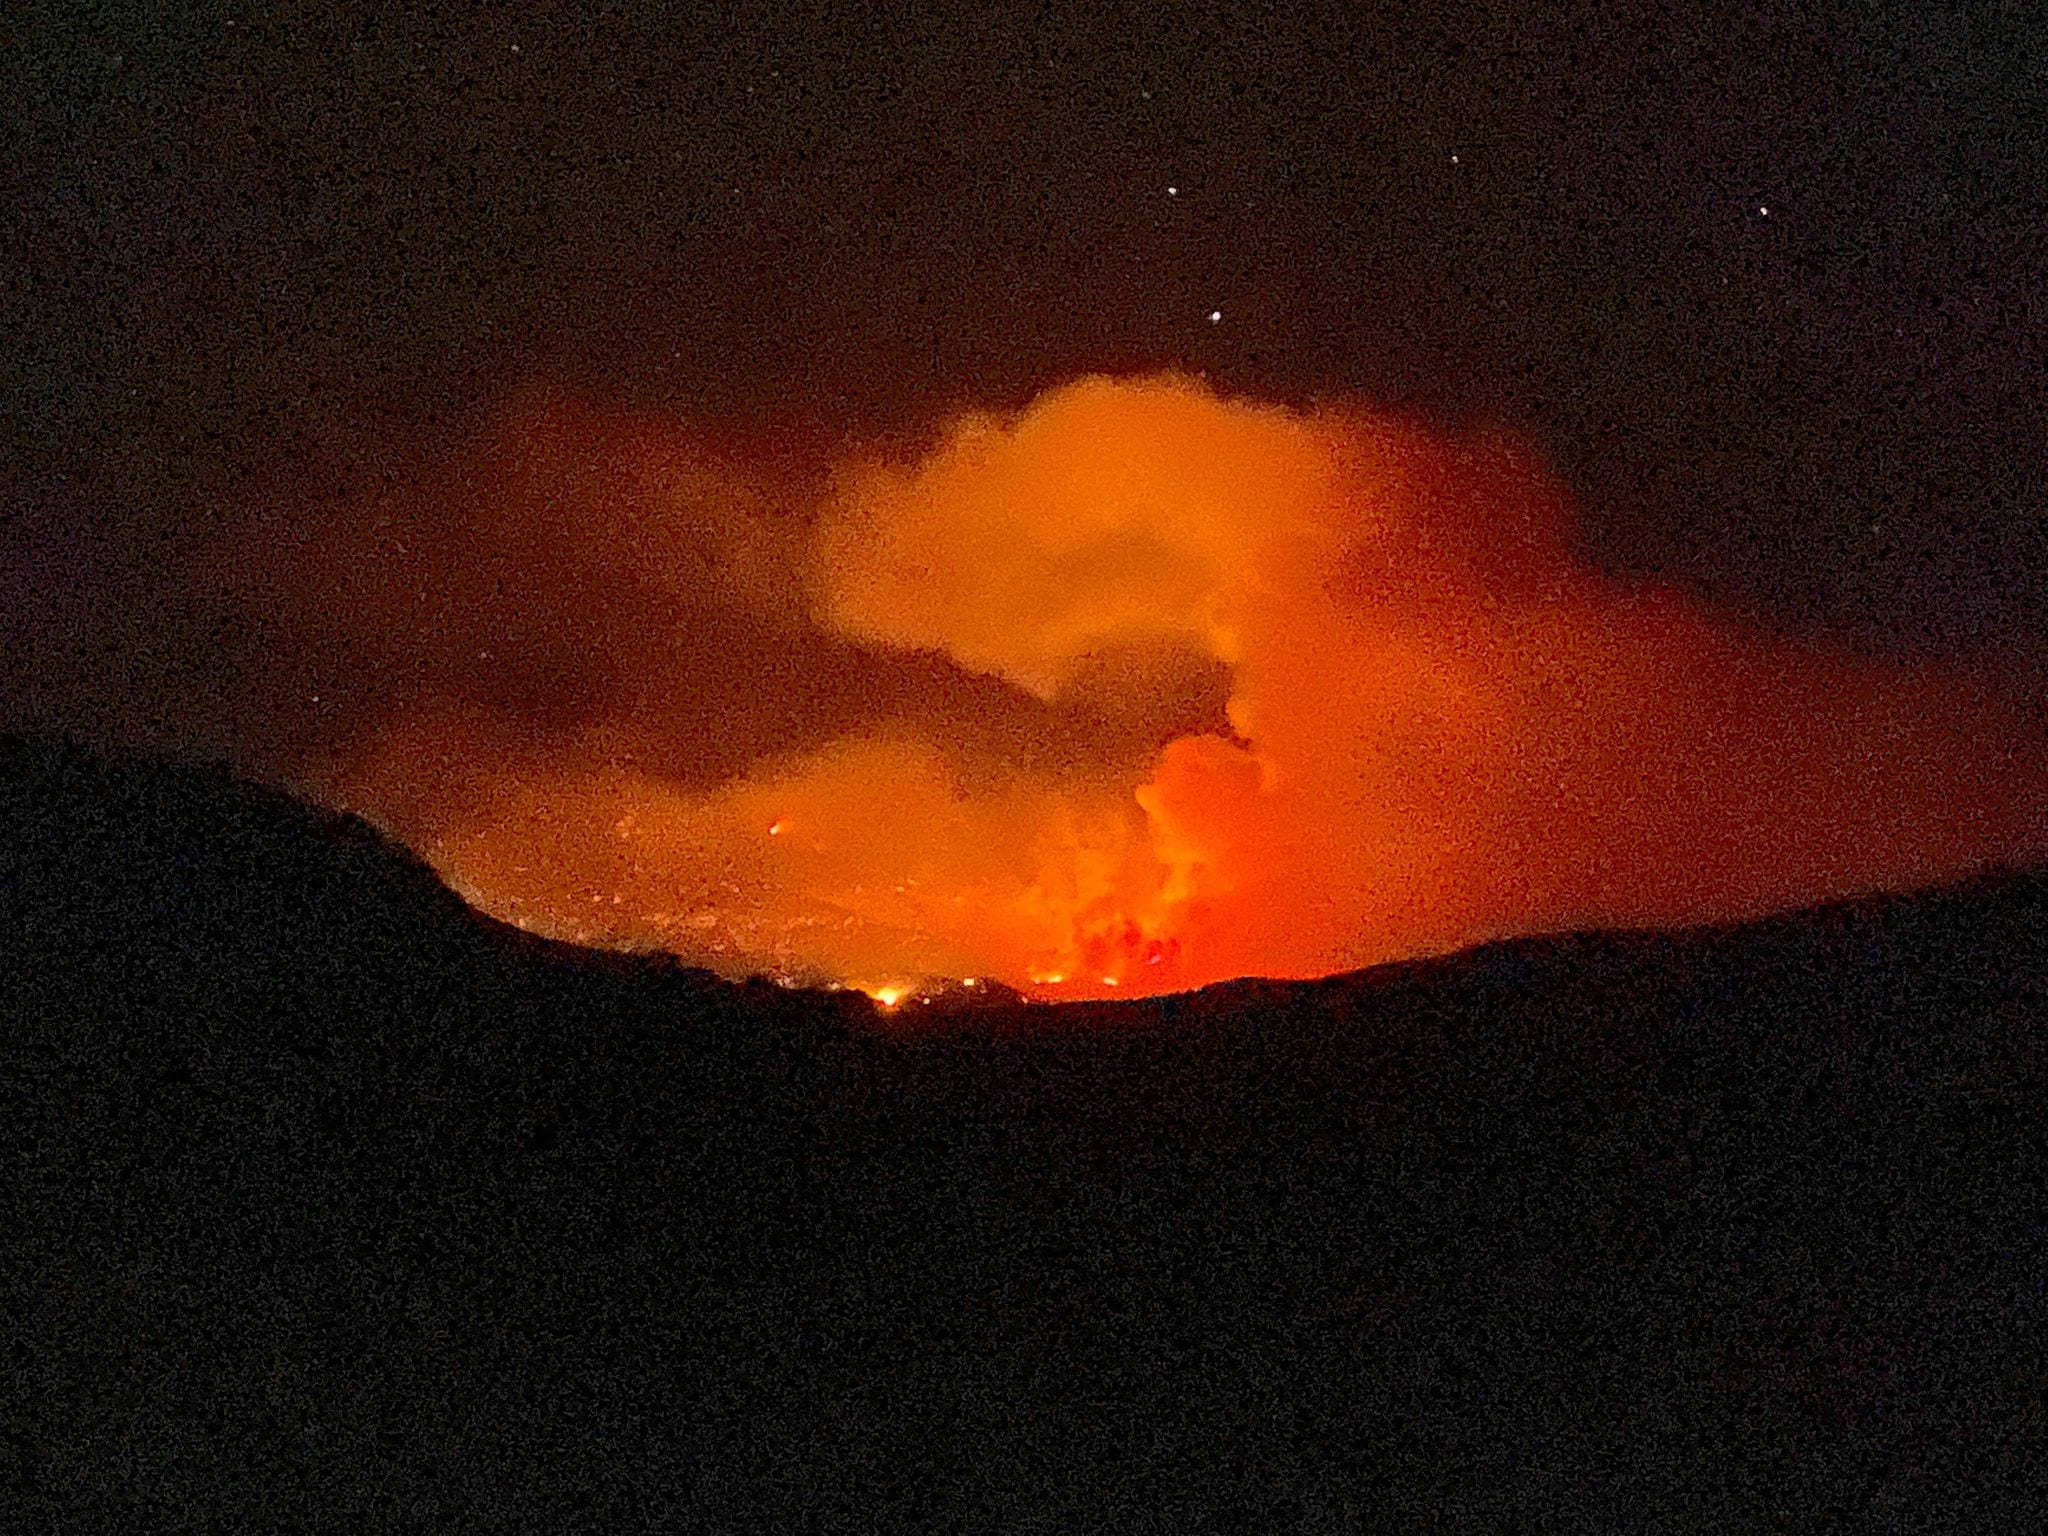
top-left (295, 374), bottom-right (2047, 1001)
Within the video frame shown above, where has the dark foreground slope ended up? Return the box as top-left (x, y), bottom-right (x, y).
top-left (4, 736), bottom-right (2047, 1531)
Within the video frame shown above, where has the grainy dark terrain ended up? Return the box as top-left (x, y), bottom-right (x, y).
top-left (3, 734), bottom-right (2045, 1531)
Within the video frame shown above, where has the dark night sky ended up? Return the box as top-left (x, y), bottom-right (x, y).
top-left (6, 1), bottom-right (2045, 767)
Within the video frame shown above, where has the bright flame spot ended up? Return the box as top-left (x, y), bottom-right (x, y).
top-left (767, 819), bottom-right (787, 836)
top-left (864, 984), bottom-right (909, 1009)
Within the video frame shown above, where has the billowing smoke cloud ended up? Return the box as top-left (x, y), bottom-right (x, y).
top-left (297, 374), bottom-right (2048, 1002)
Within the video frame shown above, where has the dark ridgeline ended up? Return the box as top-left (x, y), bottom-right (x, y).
top-left (3, 733), bottom-right (2045, 1530)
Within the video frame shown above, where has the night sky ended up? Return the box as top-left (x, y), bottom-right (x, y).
top-left (8, 1), bottom-right (2044, 765)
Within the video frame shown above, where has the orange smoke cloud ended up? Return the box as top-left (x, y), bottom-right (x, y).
top-left (308, 374), bottom-right (2048, 1002)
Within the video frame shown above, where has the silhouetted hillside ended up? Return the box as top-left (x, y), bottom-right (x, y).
top-left (4, 735), bottom-right (2046, 1530)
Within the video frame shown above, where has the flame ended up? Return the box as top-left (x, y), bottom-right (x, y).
top-left (305, 374), bottom-right (2048, 1006)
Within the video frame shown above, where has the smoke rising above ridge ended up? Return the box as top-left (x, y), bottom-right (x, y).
top-left (280, 373), bottom-right (2048, 1003)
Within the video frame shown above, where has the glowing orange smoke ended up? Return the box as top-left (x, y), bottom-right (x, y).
top-left (308, 375), bottom-right (2048, 1002)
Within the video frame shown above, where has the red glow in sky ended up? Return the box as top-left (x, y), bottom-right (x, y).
top-left (309, 374), bottom-right (2048, 1003)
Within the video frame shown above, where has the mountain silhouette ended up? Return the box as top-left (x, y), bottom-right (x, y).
top-left (4, 734), bottom-right (2045, 1530)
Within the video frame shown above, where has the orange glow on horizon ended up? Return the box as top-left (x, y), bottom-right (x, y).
top-left (304, 373), bottom-right (2048, 1008)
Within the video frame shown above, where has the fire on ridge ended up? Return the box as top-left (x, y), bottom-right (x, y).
top-left (302, 374), bottom-right (2048, 1008)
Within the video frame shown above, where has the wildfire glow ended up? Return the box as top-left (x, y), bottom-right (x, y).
top-left (297, 373), bottom-right (2048, 1006)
